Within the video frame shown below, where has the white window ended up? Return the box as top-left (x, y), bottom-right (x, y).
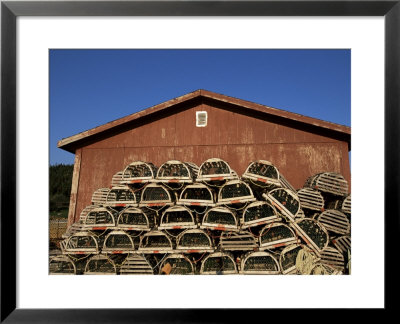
top-left (196, 111), bottom-right (207, 127)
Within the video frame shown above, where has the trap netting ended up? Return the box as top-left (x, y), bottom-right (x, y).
top-left (102, 230), bottom-right (135, 253)
top-left (240, 251), bottom-right (280, 274)
top-left (176, 229), bottom-right (214, 253)
top-left (117, 207), bottom-right (152, 231)
top-left (49, 255), bottom-right (76, 275)
top-left (197, 158), bottom-right (238, 182)
top-left (139, 184), bottom-right (174, 207)
top-left (138, 230), bottom-right (174, 253)
top-left (156, 160), bottom-right (199, 183)
top-left (242, 160), bottom-right (281, 188)
top-left (201, 207), bottom-right (238, 231)
top-left (304, 172), bottom-right (348, 197)
top-left (297, 188), bottom-right (325, 212)
top-left (217, 180), bottom-right (256, 205)
top-left (159, 254), bottom-right (195, 275)
top-left (263, 188), bottom-right (301, 220)
top-left (122, 161), bottom-right (158, 184)
top-left (84, 254), bottom-right (116, 275)
top-left (259, 223), bottom-right (298, 250)
top-left (105, 186), bottom-right (138, 208)
top-left (241, 201), bottom-right (281, 229)
top-left (63, 232), bottom-right (99, 255)
top-left (293, 219), bottom-right (329, 255)
top-left (200, 252), bottom-right (237, 275)
top-left (83, 207), bottom-right (117, 230)
top-left (159, 205), bottom-right (196, 230)
top-left (178, 183), bottom-right (215, 206)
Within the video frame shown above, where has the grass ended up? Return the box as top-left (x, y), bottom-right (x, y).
top-left (49, 208), bottom-right (69, 219)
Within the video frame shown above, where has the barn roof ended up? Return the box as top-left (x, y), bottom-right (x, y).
top-left (58, 89), bottom-right (351, 153)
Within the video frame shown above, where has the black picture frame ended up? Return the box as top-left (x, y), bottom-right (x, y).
top-left (1, 0), bottom-right (398, 322)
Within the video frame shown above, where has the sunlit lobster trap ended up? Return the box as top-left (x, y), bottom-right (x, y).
top-left (61, 231), bottom-right (100, 256)
top-left (239, 251), bottom-right (280, 275)
top-left (121, 161), bottom-right (158, 184)
top-left (102, 230), bottom-right (136, 254)
top-left (291, 218), bottom-right (329, 255)
top-left (175, 229), bottom-right (214, 254)
top-left (241, 201), bottom-right (281, 229)
top-left (297, 188), bottom-right (325, 212)
top-left (81, 206), bottom-right (118, 231)
top-left (263, 188), bottom-right (301, 221)
top-left (219, 230), bottom-right (258, 251)
top-left (119, 254), bottom-right (155, 275)
top-left (138, 230), bottom-right (175, 254)
top-left (117, 207), bottom-right (155, 231)
top-left (139, 183), bottom-right (175, 208)
top-left (158, 205), bottom-right (197, 230)
top-left (304, 172), bottom-right (349, 197)
top-left (177, 183), bottom-right (215, 207)
top-left (317, 209), bottom-right (350, 236)
top-left (104, 186), bottom-right (138, 208)
top-left (49, 255), bottom-right (76, 275)
top-left (84, 254), bottom-right (117, 275)
top-left (155, 160), bottom-right (199, 184)
top-left (196, 158), bottom-right (238, 183)
top-left (159, 254), bottom-right (195, 275)
top-left (216, 180), bottom-right (256, 206)
top-left (258, 222), bottom-right (299, 250)
top-left (200, 252), bottom-right (237, 275)
top-left (200, 207), bottom-right (238, 232)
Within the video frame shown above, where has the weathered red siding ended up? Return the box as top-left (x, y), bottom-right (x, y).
top-left (71, 101), bottom-right (350, 224)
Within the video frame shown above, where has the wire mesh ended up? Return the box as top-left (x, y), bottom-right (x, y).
top-left (297, 219), bottom-right (328, 250)
top-left (179, 232), bottom-right (211, 247)
top-left (243, 202), bottom-right (276, 223)
top-left (49, 256), bottom-right (75, 274)
top-left (269, 188), bottom-right (300, 216)
top-left (246, 161), bottom-right (279, 179)
top-left (205, 209), bottom-right (236, 225)
top-left (202, 255), bottom-right (236, 273)
top-left (243, 254), bottom-right (279, 272)
top-left (200, 160), bottom-right (230, 176)
top-left (160, 256), bottom-right (194, 275)
top-left (260, 225), bottom-right (294, 245)
top-left (85, 256), bottom-right (116, 274)
top-left (104, 233), bottom-right (134, 250)
top-left (220, 182), bottom-right (251, 199)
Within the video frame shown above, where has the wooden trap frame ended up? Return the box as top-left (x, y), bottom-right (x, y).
top-left (304, 172), bottom-right (348, 197)
top-left (291, 219), bottom-right (329, 255)
top-left (317, 209), bottom-right (350, 235)
top-left (240, 251), bottom-right (280, 275)
top-left (342, 195), bottom-right (351, 215)
top-left (121, 161), bottom-right (158, 184)
top-left (259, 222), bottom-right (299, 250)
top-left (49, 255), bottom-right (76, 275)
top-left (117, 207), bottom-right (153, 231)
top-left (331, 235), bottom-right (351, 254)
top-left (196, 158), bottom-right (238, 183)
top-left (176, 229), bottom-right (214, 253)
top-left (219, 230), bottom-right (258, 251)
top-left (319, 246), bottom-right (345, 271)
top-left (159, 254), bottom-right (195, 275)
top-left (242, 160), bottom-right (281, 188)
top-left (62, 231), bottom-right (99, 255)
top-left (200, 207), bottom-right (238, 232)
top-left (279, 244), bottom-right (304, 275)
top-left (82, 207), bottom-right (117, 231)
top-left (217, 180), bottom-right (256, 205)
top-left (200, 252), bottom-right (237, 275)
top-left (91, 188), bottom-right (111, 206)
top-left (241, 201), bottom-right (281, 229)
top-left (77, 205), bottom-right (101, 225)
top-left (105, 186), bottom-right (138, 208)
top-left (158, 205), bottom-right (197, 230)
top-left (138, 230), bottom-right (174, 254)
top-left (139, 183), bottom-right (175, 208)
top-left (177, 183), bottom-right (215, 207)
top-left (297, 188), bottom-right (325, 212)
top-left (263, 188), bottom-right (301, 221)
top-left (62, 222), bottom-right (85, 239)
top-left (119, 254), bottom-right (154, 275)
top-left (111, 170), bottom-right (124, 187)
top-left (102, 230), bottom-right (136, 254)
top-left (156, 160), bottom-right (199, 184)
top-left (84, 254), bottom-right (117, 275)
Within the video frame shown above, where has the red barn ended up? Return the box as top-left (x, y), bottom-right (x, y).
top-left (58, 90), bottom-right (351, 226)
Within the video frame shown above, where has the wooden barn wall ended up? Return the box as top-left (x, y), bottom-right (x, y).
top-left (71, 103), bottom-right (350, 223)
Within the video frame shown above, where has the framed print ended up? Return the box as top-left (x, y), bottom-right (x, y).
top-left (1, 0), bottom-right (398, 322)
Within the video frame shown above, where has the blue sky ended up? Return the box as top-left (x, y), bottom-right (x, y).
top-left (50, 49), bottom-right (350, 165)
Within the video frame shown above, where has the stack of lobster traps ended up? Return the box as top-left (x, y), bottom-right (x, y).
top-left (51, 158), bottom-right (351, 275)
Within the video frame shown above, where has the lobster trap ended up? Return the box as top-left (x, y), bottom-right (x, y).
top-left (156, 160), bottom-right (199, 183)
top-left (102, 230), bottom-right (135, 254)
top-left (84, 254), bottom-right (117, 275)
top-left (200, 252), bottom-right (237, 275)
top-left (310, 263), bottom-right (342, 275)
top-left (297, 188), bottom-right (325, 212)
top-left (259, 223), bottom-right (298, 250)
top-left (240, 251), bottom-right (280, 275)
top-left (241, 201), bottom-right (281, 229)
top-left (279, 244), bottom-right (304, 274)
top-left (291, 219), bottom-right (329, 255)
top-left (217, 180), bottom-right (256, 205)
top-left (62, 232), bottom-right (99, 255)
top-left (219, 230), bottom-right (257, 251)
top-left (159, 254), bottom-right (195, 275)
top-left (119, 254), bottom-right (154, 275)
top-left (319, 246), bottom-right (345, 271)
top-left (82, 207), bottom-right (117, 231)
top-left (117, 207), bottom-right (153, 231)
top-left (176, 229), bottom-right (214, 253)
top-left (78, 205), bottom-right (101, 225)
top-left (197, 158), bottom-right (238, 183)
top-left (342, 195), bottom-right (351, 215)
top-left (138, 230), bottom-right (174, 254)
top-left (177, 183), bottom-right (215, 207)
top-left (304, 172), bottom-right (348, 197)
top-left (105, 186), bottom-right (138, 208)
top-left (111, 170), bottom-right (124, 187)
top-left (158, 205), bottom-right (196, 230)
top-left (139, 184), bottom-right (175, 208)
top-left (242, 160), bottom-right (281, 188)
top-left (49, 255), bottom-right (76, 275)
top-left (317, 209), bottom-right (350, 235)
top-left (263, 188), bottom-right (301, 221)
top-left (200, 207), bottom-right (238, 231)
top-left (121, 161), bottom-right (158, 184)
top-left (91, 188), bottom-right (111, 206)
top-left (62, 222), bottom-right (85, 239)
top-left (331, 235), bottom-right (351, 254)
